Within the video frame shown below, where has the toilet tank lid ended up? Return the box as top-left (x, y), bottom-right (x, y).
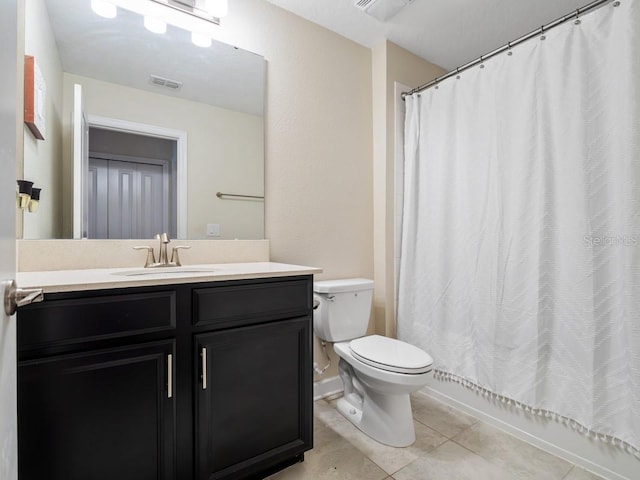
top-left (314, 278), bottom-right (374, 293)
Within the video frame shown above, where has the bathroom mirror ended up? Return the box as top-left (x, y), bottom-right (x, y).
top-left (21, 0), bottom-right (265, 240)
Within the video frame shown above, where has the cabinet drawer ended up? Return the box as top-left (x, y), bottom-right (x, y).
top-left (193, 278), bottom-right (311, 328)
top-left (18, 290), bottom-right (176, 349)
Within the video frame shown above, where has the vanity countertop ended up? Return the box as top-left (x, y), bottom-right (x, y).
top-left (17, 262), bottom-right (322, 293)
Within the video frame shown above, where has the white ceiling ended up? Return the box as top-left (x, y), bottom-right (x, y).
top-left (42, 0), bottom-right (264, 116)
top-left (40, 0), bottom-right (594, 113)
top-left (266, 0), bottom-right (589, 70)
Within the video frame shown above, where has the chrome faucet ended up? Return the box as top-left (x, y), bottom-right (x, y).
top-left (156, 233), bottom-right (170, 265)
top-left (134, 233), bottom-right (191, 268)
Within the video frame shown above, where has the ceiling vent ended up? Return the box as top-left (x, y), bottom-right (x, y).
top-left (354, 0), bottom-right (416, 22)
top-left (149, 74), bottom-right (183, 90)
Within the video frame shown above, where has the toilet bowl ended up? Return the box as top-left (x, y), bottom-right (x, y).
top-left (313, 279), bottom-right (433, 447)
top-left (333, 336), bottom-right (433, 447)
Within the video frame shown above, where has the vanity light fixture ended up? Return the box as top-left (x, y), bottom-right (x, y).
top-left (28, 188), bottom-right (42, 213)
top-left (205, 0), bottom-right (227, 18)
top-left (16, 180), bottom-right (41, 213)
top-left (16, 180), bottom-right (33, 210)
top-left (99, 0), bottom-right (224, 48)
top-left (91, 0), bottom-right (117, 18)
top-left (191, 32), bottom-right (212, 48)
top-left (144, 15), bottom-right (167, 34)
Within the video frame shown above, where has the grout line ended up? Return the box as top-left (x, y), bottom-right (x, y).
top-left (449, 438), bottom-right (486, 457)
top-left (412, 415), bottom-right (467, 440)
top-left (314, 396), bottom-right (603, 480)
top-left (447, 439), bottom-right (538, 478)
top-left (449, 430), bottom-right (574, 480)
top-left (421, 387), bottom-right (622, 480)
top-left (386, 455), bottom-right (420, 478)
top-left (414, 395), bottom-right (576, 480)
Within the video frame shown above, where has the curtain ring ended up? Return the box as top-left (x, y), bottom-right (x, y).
top-left (574, 8), bottom-right (581, 24)
top-left (479, 55), bottom-right (485, 69)
top-left (540, 25), bottom-right (546, 41)
top-left (456, 67), bottom-right (461, 79)
top-left (507, 41), bottom-right (513, 56)
top-left (434, 77), bottom-right (439, 89)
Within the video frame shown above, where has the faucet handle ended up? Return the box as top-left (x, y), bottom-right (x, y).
top-left (133, 246), bottom-right (156, 268)
top-left (170, 246), bottom-right (191, 267)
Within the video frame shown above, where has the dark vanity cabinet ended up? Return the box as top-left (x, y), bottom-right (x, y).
top-left (18, 340), bottom-right (176, 480)
top-left (17, 275), bottom-right (314, 480)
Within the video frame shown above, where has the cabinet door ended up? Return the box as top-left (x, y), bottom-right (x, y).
top-left (196, 317), bottom-right (312, 480)
top-left (18, 340), bottom-right (176, 480)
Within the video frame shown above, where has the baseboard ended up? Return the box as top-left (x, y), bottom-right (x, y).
top-left (313, 376), bottom-right (343, 401)
top-left (421, 385), bottom-right (633, 480)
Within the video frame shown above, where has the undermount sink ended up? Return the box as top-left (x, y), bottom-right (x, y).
top-left (113, 267), bottom-right (218, 277)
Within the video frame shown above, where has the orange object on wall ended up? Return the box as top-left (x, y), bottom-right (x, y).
top-left (24, 55), bottom-right (46, 140)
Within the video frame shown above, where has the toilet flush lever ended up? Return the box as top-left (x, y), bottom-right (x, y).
top-left (327, 295), bottom-right (336, 302)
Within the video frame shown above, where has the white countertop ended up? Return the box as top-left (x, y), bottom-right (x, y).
top-left (17, 262), bottom-right (323, 293)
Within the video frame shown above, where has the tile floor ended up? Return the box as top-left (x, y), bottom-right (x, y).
top-left (267, 392), bottom-right (605, 480)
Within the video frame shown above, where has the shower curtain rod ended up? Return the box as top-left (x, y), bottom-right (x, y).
top-left (402, 0), bottom-right (616, 99)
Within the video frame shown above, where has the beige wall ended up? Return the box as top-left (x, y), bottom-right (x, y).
top-left (22, 0), bottom-right (63, 239)
top-left (372, 40), bottom-right (445, 339)
top-left (208, 0), bottom-right (374, 380)
top-left (15, 1), bottom-right (24, 238)
top-left (209, 0), bottom-right (374, 279)
top-left (61, 73), bottom-right (264, 240)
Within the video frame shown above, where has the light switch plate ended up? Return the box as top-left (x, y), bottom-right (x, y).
top-left (206, 224), bottom-right (220, 237)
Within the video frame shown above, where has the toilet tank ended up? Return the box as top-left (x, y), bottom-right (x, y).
top-left (313, 279), bottom-right (374, 342)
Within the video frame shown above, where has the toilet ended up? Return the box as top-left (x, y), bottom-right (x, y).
top-left (313, 278), bottom-right (433, 447)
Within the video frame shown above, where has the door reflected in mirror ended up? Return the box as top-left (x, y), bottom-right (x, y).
top-left (22, 0), bottom-right (265, 240)
top-left (87, 125), bottom-right (178, 240)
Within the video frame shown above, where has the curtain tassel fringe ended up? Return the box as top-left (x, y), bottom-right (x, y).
top-left (432, 368), bottom-right (640, 459)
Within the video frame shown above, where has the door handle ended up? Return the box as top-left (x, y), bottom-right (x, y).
top-left (201, 347), bottom-right (207, 390)
top-left (167, 354), bottom-right (173, 399)
top-left (3, 279), bottom-right (44, 316)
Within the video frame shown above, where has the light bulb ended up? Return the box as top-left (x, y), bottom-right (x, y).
top-left (144, 16), bottom-right (167, 34)
top-left (91, 0), bottom-right (117, 19)
top-left (205, 0), bottom-right (228, 18)
top-left (191, 32), bottom-right (212, 48)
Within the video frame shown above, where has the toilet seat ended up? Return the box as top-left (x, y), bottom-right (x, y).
top-left (349, 335), bottom-right (433, 375)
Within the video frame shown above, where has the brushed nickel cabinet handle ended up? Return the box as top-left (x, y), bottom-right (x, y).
top-left (167, 354), bottom-right (173, 399)
top-left (201, 347), bottom-right (207, 390)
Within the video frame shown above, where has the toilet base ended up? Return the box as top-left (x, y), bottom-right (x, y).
top-left (337, 361), bottom-right (417, 447)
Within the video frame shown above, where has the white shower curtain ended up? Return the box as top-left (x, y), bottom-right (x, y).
top-left (398, 0), bottom-right (640, 454)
